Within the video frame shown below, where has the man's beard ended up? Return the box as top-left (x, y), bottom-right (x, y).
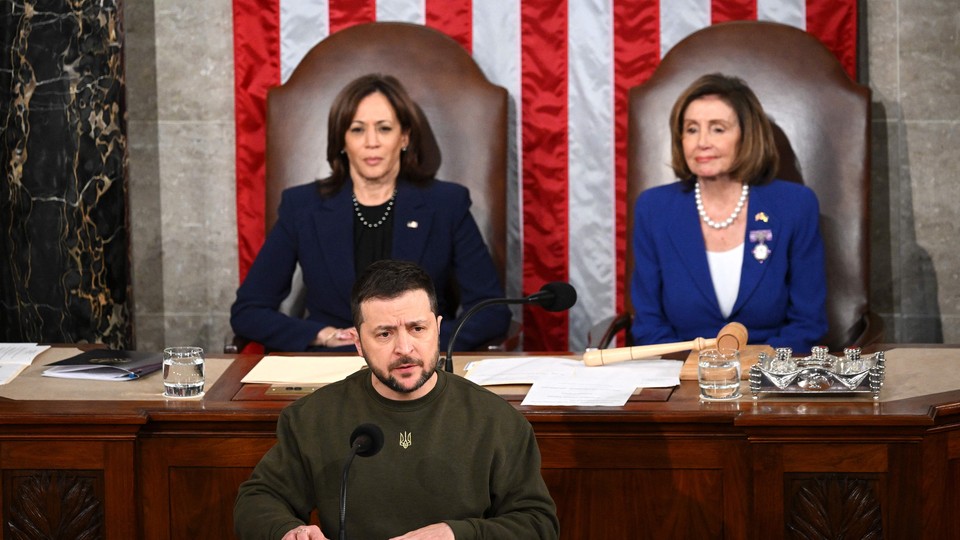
top-left (369, 350), bottom-right (440, 395)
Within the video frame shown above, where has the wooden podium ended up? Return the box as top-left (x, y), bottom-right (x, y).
top-left (2, 348), bottom-right (960, 539)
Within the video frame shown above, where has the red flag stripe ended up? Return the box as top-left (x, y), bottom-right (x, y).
top-left (427, 0), bottom-right (473, 53)
top-left (613, 0), bottom-right (660, 323)
top-left (520, 0), bottom-right (569, 350)
top-left (329, 0), bottom-right (376, 34)
top-left (806, 0), bottom-right (858, 79)
top-left (233, 0), bottom-right (281, 281)
top-left (712, 0), bottom-right (757, 23)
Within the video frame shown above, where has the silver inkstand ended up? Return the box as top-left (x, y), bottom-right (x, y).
top-left (749, 346), bottom-right (885, 400)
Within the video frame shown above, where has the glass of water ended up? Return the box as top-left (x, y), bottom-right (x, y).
top-left (162, 347), bottom-right (205, 398)
top-left (697, 348), bottom-right (741, 400)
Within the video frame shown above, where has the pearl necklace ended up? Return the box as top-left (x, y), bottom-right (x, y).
top-left (694, 181), bottom-right (749, 229)
top-left (352, 189), bottom-right (397, 229)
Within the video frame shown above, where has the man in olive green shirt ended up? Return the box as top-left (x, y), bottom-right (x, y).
top-left (235, 260), bottom-right (559, 540)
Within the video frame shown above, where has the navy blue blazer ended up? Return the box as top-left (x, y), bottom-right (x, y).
top-left (231, 179), bottom-right (510, 352)
top-left (630, 179), bottom-right (828, 353)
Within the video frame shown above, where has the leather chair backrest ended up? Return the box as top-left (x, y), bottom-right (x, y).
top-left (627, 21), bottom-right (871, 350)
top-left (266, 22), bottom-right (508, 282)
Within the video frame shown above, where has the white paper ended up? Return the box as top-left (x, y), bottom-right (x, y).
top-left (465, 357), bottom-right (681, 388)
top-left (575, 359), bottom-right (683, 388)
top-left (464, 356), bottom-right (581, 385)
top-left (0, 343), bottom-right (50, 364)
top-left (467, 356), bottom-right (683, 407)
top-left (42, 366), bottom-right (143, 381)
top-left (0, 343), bottom-right (49, 384)
top-left (241, 355), bottom-right (367, 384)
top-left (522, 376), bottom-right (637, 406)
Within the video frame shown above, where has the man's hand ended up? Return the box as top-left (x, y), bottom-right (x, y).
top-left (389, 523), bottom-right (454, 540)
top-left (282, 525), bottom-right (329, 540)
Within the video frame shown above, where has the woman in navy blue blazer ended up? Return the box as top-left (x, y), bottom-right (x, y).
top-left (631, 74), bottom-right (828, 353)
top-left (231, 74), bottom-right (510, 352)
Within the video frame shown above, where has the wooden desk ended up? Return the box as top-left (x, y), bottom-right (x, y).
top-left (2, 348), bottom-right (960, 539)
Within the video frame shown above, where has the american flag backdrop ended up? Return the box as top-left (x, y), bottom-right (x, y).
top-left (232, 0), bottom-right (858, 352)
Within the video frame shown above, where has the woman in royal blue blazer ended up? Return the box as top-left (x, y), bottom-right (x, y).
top-left (231, 74), bottom-right (510, 352)
top-left (631, 74), bottom-right (827, 353)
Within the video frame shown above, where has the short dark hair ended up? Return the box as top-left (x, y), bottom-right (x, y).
top-left (351, 260), bottom-right (438, 329)
top-left (669, 73), bottom-right (779, 188)
top-left (319, 74), bottom-right (433, 197)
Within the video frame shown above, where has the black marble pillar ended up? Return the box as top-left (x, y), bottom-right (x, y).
top-left (0, 0), bottom-right (131, 347)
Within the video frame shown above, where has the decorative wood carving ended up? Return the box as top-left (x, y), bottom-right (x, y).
top-left (6, 471), bottom-right (104, 540)
top-left (786, 475), bottom-right (882, 539)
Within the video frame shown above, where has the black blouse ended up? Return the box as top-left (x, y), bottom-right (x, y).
top-left (352, 199), bottom-right (395, 276)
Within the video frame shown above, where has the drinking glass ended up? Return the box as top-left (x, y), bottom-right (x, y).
top-left (698, 348), bottom-right (741, 400)
top-left (162, 347), bottom-right (205, 398)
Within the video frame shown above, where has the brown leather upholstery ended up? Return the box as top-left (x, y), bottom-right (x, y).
top-left (265, 22), bottom-right (508, 281)
top-left (612, 21), bottom-right (880, 351)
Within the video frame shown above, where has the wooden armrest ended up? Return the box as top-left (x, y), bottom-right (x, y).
top-left (587, 313), bottom-right (633, 349)
top-left (481, 320), bottom-right (522, 352)
top-left (224, 333), bottom-right (251, 354)
top-left (848, 311), bottom-right (885, 349)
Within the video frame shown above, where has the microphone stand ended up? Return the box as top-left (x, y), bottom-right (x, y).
top-left (443, 296), bottom-right (549, 373)
top-left (443, 282), bottom-right (576, 373)
top-left (339, 425), bottom-right (383, 540)
top-left (339, 449), bottom-right (359, 540)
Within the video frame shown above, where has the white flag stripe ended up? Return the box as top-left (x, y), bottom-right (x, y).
top-left (376, 0), bottom-right (425, 24)
top-left (567, 0), bottom-right (616, 351)
top-left (660, 0), bottom-right (711, 58)
top-left (758, 0), bottom-right (806, 28)
top-left (472, 2), bottom-right (524, 303)
top-left (280, 0), bottom-right (328, 84)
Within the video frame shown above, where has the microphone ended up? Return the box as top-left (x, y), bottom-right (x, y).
top-left (443, 282), bottom-right (578, 372)
top-left (339, 424), bottom-right (384, 540)
top-left (349, 423), bottom-right (385, 457)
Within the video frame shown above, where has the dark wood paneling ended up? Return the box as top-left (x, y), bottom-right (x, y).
top-left (1, 350), bottom-right (960, 538)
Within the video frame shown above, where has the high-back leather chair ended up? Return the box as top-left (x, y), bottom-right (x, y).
top-left (266, 21), bottom-right (507, 278)
top-left (226, 22), bottom-right (510, 352)
top-left (592, 20), bottom-right (882, 351)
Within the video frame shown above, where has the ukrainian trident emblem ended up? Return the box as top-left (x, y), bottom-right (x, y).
top-left (399, 431), bottom-right (412, 449)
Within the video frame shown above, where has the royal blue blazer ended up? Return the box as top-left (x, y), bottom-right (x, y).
top-left (630, 179), bottom-right (828, 353)
top-left (231, 179), bottom-right (510, 352)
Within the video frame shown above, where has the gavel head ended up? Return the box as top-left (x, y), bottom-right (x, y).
top-left (715, 322), bottom-right (748, 351)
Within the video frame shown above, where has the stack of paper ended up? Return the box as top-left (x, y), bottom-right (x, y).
top-left (0, 343), bottom-right (50, 384)
top-left (464, 356), bottom-right (683, 406)
top-left (241, 355), bottom-right (367, 385)
top-left (42, 350), bottom-right (163, 381)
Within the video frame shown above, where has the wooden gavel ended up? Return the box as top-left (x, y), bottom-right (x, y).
top-left (582, 322), bottom-right (748, 366)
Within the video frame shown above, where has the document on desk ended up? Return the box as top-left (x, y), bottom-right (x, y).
top-left (464, 356), bottom-right (581, 385)
top-left (43, 350), bottom-right (163, 381)
top-left (465, 356), bottom-right (683, 406)
top-left (0, 343), bottom-right (50, 384)
top-left (241, 355), bottom-right (367, 385)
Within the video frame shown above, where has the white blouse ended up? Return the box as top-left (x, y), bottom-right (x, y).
top-left (705, 243), bottom-right (743, 319)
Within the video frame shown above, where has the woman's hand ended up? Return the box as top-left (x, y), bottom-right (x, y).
top-left (313, 326), bottom-right (357, 348)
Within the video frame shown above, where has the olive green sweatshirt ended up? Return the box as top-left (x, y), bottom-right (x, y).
top-left (234, 369), bottom-right (559, 539)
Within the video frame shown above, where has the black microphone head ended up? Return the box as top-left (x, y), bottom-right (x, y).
top-left (349, 423), bottom-right (384, 457)
top-left (536, 282), bottom-right (578, 312)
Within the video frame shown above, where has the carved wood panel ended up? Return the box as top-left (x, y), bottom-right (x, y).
top-left (784, 475), bottom-right (882, 540)
top-left (3, 470), bottom-right (104, 540)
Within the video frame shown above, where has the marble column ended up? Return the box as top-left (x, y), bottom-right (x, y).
top-left (0, 0), bottom-right (131, 347)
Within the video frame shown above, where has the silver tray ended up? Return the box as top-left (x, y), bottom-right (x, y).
top-left (749, 346), bottom-right (885, 399)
